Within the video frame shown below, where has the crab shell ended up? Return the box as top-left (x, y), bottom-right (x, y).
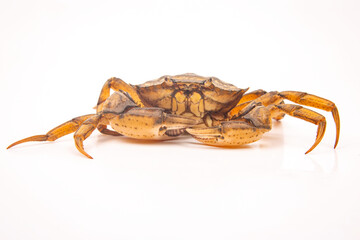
top-left (132, 73), bottom-right (249, 119)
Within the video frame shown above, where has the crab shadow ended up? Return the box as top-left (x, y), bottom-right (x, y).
top-left (95, 134), bottom-right (190, 147)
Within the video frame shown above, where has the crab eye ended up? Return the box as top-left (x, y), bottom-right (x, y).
top-left (203, 78), bottom-right (213, 88)
top-left (163, 76), bottom-right (173, 86)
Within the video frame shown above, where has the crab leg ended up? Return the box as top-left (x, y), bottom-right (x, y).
top-left (229, 92), bottom-right (283, 119)
top-left (7, 114), bottom-right (95, 149)
top-left (230, 91), bottom-right (285, 121)
top-left (279, 91), bottom-right (340, 148)
top-left (97, 124), bottom-right (122, 136)
top-left (74, 115), bottom-right (102, 159)
top-left (237, 89), bottom-right (267, 104)
top-left (272, 104), bottom-right (326, 154)
top-left (97, 77), bottom-right (144, 110)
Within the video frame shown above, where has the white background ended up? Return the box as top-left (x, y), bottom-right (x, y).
top-left (1, 0), bottom-right (360, 239)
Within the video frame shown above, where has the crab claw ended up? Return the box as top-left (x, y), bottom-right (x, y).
top-left (109, 108), bottom-right (201, 140)
top-left (186, 121), bottom-right (270, 147)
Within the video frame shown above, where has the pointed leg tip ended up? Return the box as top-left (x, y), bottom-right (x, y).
top-left (331, 107), bottom-right (340, 149)
top-left (305, 142), bottom-right (318, 154)
top-left (7, 141), bottom-right (23, 149)
top-left (6, 135), bottom-right (49, 150)
top-left (81, 149), bottom-right (94, 159)
top-left (77, 147), bottom-right (93, 159)
top-left (334, 137), bottom-right (339, 149)
top-left (74, 138), bottom-right (93, 159)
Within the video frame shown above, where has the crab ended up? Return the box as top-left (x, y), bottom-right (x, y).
top-left (7, 73), bottom-right (340, 158)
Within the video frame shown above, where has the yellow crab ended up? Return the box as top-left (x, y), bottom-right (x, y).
top-left (7, 73), bottom-right (340, 158)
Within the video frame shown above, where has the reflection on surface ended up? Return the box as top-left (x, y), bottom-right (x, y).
top-left (282, 147), bottom-right (337, 173)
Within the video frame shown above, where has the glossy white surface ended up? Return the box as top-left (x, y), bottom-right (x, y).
top-left (1, 0), bottom-right (360, 239)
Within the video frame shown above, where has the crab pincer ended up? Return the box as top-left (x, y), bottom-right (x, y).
top-left (187, 121), bottom-right (270, 147)
top-left (107, 107), bottom-right (201, 140)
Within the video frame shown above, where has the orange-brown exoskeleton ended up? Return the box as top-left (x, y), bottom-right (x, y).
top-left (7, 73), bottom-right (340, 158)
